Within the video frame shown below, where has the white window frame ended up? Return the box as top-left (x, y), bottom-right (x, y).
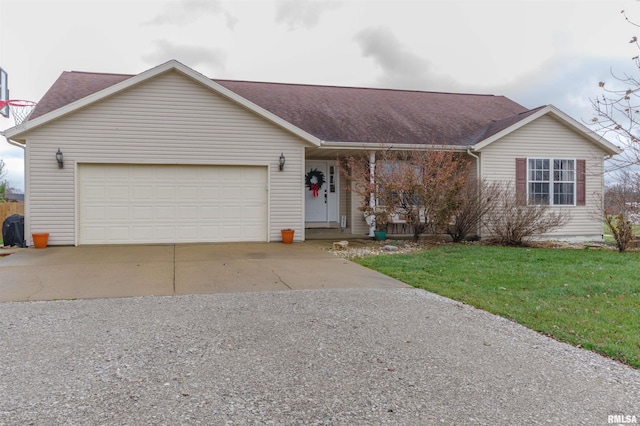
top-left (527, 158), bottom-right (576, 206)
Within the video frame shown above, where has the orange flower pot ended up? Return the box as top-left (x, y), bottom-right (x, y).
top-left (32, 233), bottom-right (49, 249)
top-left (281, 229), bottom-right (295, 244)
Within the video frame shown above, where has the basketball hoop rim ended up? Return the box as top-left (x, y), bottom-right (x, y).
top-left (1, 99), bottom-right (38, 125)
top-left (0, 99), bottom-right (37, 108)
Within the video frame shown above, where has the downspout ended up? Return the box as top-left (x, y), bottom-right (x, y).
top-left (466, 148), bottom-right (480, 181)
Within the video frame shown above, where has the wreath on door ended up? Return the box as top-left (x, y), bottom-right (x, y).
top-left (305, 168), bottom-right (325, 197)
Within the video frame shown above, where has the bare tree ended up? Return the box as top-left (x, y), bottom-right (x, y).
top-left (591, 10), bottom-right (640, 168)
top-left (602, 170), bottom-right (638, 252)
top-left (342, 148), bottom-right (470, 242)
top-left (604, 213), bottom-right (634, 252)
top-left (447, 178), bottom-right (502, 242)
top-left (604, 169), bottom-right (640, 218)
top-left (482, 182), bottom-right (570, 246)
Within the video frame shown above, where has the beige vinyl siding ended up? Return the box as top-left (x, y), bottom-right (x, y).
top-left (479, 115), bottom-right (606, 239)
top-left (351, 186), bottom-right (370, 236)
top-left (25, 70), bottom-right (306, 245)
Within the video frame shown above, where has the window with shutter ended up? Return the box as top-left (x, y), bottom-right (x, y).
top-left (515, 158), bottom-right (585, 206)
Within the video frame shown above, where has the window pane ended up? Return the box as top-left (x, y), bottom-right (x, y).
top-left (553, 182), bottom-right (574, 205)
top-left (554, 160), bottom-right (575, 182)
top-left (529, 182), bottom-right (549, 205)
top-left (529, 159), bottom-right (550, 182)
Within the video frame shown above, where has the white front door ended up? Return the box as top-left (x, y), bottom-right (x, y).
top-left (305, 161), bottom-right (338, 224)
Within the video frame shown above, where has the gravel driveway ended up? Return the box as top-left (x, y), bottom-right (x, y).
top-left (1, 288), bottom-right (638, 425)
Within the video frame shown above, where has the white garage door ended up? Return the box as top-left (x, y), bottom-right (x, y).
top-left (79, 164), bottom-right (268, 244)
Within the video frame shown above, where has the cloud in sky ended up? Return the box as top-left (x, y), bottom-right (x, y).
top-left (354, 26), bottom-right (459, 92)
top-left (142, 40), bottom-right (227, 73)
top-left (275, 0), bottom-right (341, 30)
top-left (145, 0), bottom-right (224, 26)
top-left (502, 54), bottom-right (639, 123)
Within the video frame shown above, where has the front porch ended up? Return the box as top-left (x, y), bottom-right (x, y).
top-left (304, 227), bottom-right (419, 241)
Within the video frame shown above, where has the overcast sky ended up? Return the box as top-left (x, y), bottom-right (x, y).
top-left (1, 0), bottom-right (640, 190)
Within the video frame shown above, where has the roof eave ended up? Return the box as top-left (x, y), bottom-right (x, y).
top-left (471, 105), bottom-right (622, 156)
top-left (4, 60), bottom-right (322, 147)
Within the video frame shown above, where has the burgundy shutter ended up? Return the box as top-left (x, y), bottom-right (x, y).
top-left (576, 159), bottom-right (586, 206)
top-left (516, 158), bottom-right (527, 202)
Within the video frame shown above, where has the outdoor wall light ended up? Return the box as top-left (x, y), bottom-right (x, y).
top-left (56, 148), bottom-right (64, 169)
top-left (279, 152), bottom-right (286, 171)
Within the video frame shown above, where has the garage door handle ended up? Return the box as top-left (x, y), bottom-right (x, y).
top-left (324, 193), bottom-right (327, 204)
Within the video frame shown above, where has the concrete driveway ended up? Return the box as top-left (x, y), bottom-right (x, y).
top-left (0, 242), bottom-right (408, 302)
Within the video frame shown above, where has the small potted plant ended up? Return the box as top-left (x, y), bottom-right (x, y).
top-left (373, 208), bottom-right (390, 241)
top-left (32, 232), bottom-right (50, 249)
top-left (281, 228), bottom-right (295, 244)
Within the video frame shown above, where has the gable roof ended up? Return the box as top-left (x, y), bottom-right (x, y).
top-left (2, 60), bottom-right (621, 155)
top-left (5, 60), bottom-right (322, 146)
top-left (472, 104), bottom-right (621, 155)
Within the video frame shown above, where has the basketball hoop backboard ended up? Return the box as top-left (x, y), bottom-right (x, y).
top-left (0, 67), bottom-right (8, 118)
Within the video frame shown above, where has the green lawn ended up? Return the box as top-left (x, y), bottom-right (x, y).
top-left (355, 244), bottom-right (640, 368)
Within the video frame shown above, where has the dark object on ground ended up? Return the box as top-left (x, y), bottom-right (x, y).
top-left (2, 214), bottom-right (25, 248)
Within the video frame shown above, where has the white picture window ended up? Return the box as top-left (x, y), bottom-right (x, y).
top-left (528, 158), bottom-right (575, 205)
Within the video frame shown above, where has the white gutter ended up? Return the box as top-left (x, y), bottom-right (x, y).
top-left (5, 136), bottom-right (25, 150)
top-left (0, 130), bottom-right (26, 150)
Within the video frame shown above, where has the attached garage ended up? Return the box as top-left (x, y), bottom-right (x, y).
top-left (78, 164), bottom-right (268, 244)
top-left (5, 61), bottom-right (316, 246)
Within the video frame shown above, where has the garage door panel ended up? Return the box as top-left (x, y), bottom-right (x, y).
top-left (132, 206), bottom-right (153, 220)
top-left (154, 206), bottom-right (175, 220)
top-left (108, 206), bottom-right (129, 220)
top-left (108, 185), bottom-right (129, 199)
top-left (242, 205), bottom-right (265, 218)
top-left (132, 226), bottom-right (154, 240)
top-left (107, 227), bottom-right (130, 241)
top-left (154, 186), bottom-right (175, 200)
top-left (84, 206), bottom-right (106, 221)
top-left (199, 226), bottom-right (220, 239)
top-left (176, 206), bottom-right (197, 220)
top-left (243, 225), bottom-right (264, 239)
top-left (133, 186), bottom-right (153, 199)
top-left (84, 185), bottom-right (106, 200)
top-left (155, 226), bottom-right (176, 239)
top-left (177, 226), bottom-right (198, 239)
top-left (79, 164), bottom-right (267, 244)
top-left (200, 206), bottom-right (219, 219)
top-left (83, 227), bottom-right (106, 241)
top-left (199, 186), bottom-right (220, 198)
top-left (221, 186), bottom-right (242, 199)
top-left (178, 186), bottom-right (198, 200)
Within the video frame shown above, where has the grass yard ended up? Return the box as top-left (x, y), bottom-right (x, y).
top-left (355, 244), bottom-right (640, 368)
